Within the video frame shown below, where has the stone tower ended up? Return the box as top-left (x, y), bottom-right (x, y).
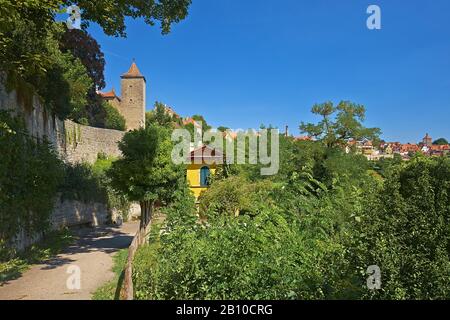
top-left (120, 61), bottom-right (146, 130)
top-left (423, 133), bottom-right (432, 147)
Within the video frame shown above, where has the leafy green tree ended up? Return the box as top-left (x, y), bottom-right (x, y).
top-left (433, 138), bottom-right (449, 145)
top-left (70, 0), bottom-right (192, 37)
top-left (59, 29), bottom-right (109, 125)
top-left (353, 156), bottom-right (450, 299)
top-left (108, 125), bottom-right (185, 227)
top-left (300, 101), bottom-right (381, 148)
top-left (103, 102), bottom-right (126, 131)
top-left (183, 114), bottom-right (212, 142)
top-left (59, 29), bottom-right (106, 91)
top-left (217, 126), bottom-right (229, 132)
top-left (146, 102), bottom-right (181, 128)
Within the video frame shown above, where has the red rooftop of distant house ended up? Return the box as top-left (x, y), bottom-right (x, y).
top-left (295, 136), bottom-right (313, 141)
top-left (98, 88), bottom-right (121, 100)
top-left (188, 145), bottom-right (224, 163)
top-left (183, 117), bottom-right (202, 128)
top-left (430, 144), bottom-right (450, 151)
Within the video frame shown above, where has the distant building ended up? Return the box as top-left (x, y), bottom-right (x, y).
top-left (422, 133), bottom-right (433, 147)
top-left (186, 145), bottom-right (223, 202)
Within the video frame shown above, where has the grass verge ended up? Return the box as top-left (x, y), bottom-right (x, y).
top-left (91, 248), bottom-right (129, 300)
top-left (0, 229), bottom-right (73, 284)
top-left (92, 216), bottom-right (165, 300)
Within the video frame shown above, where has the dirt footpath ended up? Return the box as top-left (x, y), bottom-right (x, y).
top-left (0, 221), bottom-right (138, 300)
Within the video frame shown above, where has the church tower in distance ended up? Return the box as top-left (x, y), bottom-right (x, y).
top-left (120, 61), bottom-right (146, 130)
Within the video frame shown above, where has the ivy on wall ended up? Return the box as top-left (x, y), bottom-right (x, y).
top-left (65, 123), bottom-right (82, 147)
top-left (0, 111), bottom-right (64, 257)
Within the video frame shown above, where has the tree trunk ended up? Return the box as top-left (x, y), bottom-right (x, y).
top-left (139, 200), bottom-right (153, 229)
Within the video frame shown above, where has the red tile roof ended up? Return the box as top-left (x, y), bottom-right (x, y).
top-left (98, 88), bottom-right (120, 100)
top-left (121, 62), bottom-right (145, 79)
top-left (183, 117), bottom-right (202, 128)
top-left (400, 143), bottom-right (420, 153)
top-left (295, 136), bottom-right (313, 141)
top-left (188, 145), bottom-right (224, 163)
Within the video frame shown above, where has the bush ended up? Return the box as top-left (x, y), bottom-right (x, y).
top-left (131, 136), bottom-right (450, 300)
top-left (104, 102), bottom-right (126, 131)
top-left (59, 155), bottom-right (131, 222)
top-left (353, 157), bottom-right (450, 299)
top-left (198, 176), bottom-right (275, 218)
top-left (59, 162), bottom-right (107, 203)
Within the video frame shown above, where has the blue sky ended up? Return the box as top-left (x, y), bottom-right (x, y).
top-left (87, 0), bottom-right (450, 143)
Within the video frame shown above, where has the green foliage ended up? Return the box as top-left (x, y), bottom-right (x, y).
top-left (183, 114), bottom-right (212, 142)
top-left (68, 0), bottom-right (192, 37)
top-left (92, 155), bottom-right (131, 221)
top-left (109, 124), bottom-right (184, 204)
top-left (133, 208), bottom-right (350, 300)
top-left (131, 117), bottom-right (448, 300)
top-left (300, 101), bottom-right (381, 148)
top-left (199, 176), bottom-right (275, 218)
top-left (103, 102), bottom-right (126, 131)
top-left (146, 102), bottom-right (181, 128)
top-left (0, 111), bottom-right (64, 250)
top-left (353, 157), bottom-right (450, 299)
top-left (92, 248), bottom-right (129, 300)
top-left (0, 228), bottom-right (73, 283)
top-left (2, 17), bottom-right (92, 119)
top-left (108, 124), bottom-right (186, 225)
top-left (1, 0), bottom-right (192, 120)
top-left (433, 138), bottom-right (449, 145)
top-left (59, 163), bottom-right (107, 203)
top-left (59, 156), bottom-right (131, 221)
top-left (132, 143), bottom-right (375, 299)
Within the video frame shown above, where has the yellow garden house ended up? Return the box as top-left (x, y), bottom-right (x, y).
top-left (186, 145), bottom-right (223, 201)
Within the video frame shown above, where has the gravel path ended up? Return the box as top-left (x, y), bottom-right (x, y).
top-left (0, 221), bottom-right (139, 300)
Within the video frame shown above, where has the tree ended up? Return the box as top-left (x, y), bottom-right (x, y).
top-left (103, 102), bottom-right (126, 131)
top-left (146, 102), bottom-right (180, 128)
top-left (59, 29), bottom-right (105, 90)
top-left (59, 29), bottom-right (108, 125)
top-left (217, 126), bottom-right (229, 132)
top-left (69, 0), bottom-right (192, 37)
top-left (433, 138), bottom-right (449, 145)
top-left (108, 125), bottom-right (184, 227)
top-left (353, 156), bottom-right (450, 299)
top-left (300, 101), bottom-right (381, 149)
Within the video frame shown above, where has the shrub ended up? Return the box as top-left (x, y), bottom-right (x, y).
top-left (103, 102), bottom-right (126, 131)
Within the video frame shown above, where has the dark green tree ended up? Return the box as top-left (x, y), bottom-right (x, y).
top-left (146, 102), bottom-right (180, 128)
top-left (103, 102), bottom-right (126, 131)
top-left (433, 138), bottom-right (448, 145)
